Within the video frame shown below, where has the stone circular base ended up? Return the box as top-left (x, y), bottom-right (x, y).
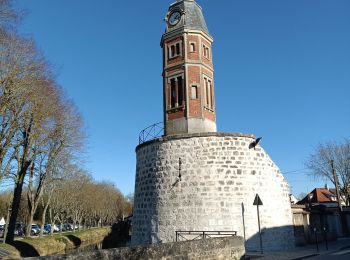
top-left (132, 132), bottom-right (294, 251)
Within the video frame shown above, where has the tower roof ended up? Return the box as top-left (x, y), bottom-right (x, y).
top-left (166, 0), bottom-right (210, 36)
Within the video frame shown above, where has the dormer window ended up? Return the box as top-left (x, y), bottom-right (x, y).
top-left (168, 41), bottom-right (182, 59)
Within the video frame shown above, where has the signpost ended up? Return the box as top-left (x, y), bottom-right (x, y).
top-left (253, 194), bottom-right (263, 254)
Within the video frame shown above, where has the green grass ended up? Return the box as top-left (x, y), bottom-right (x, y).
top-left (1, 227), bottom-right (111, 258)
top-left (0, 243), bottom-right (21, 259)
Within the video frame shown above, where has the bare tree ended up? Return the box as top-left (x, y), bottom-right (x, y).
top-left (0, 0), bottom-right (21, 32)
top-left (306, 139), bottom-right (350, 205)
top-left (25, 89), bottom-right (84, 237)
top-left (3, 34), bottom-right (53, 242)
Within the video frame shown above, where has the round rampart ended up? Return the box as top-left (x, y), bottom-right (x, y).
top-left (131, 132), bottom-right (295, 251)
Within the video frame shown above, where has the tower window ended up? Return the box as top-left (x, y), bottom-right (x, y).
top-left (203, 45), bottom-right (210, 59)
top-left (203, 76), bottom-right (214, 110)
top-left (190, 43), bottom-right (196, 52)
top-left (170, 45), bottom-right (176, 58)
top-left (168, 75), bottom-right (185, 109)
top-left (168, 41), bottom-right (182, 59)
top-left (191, 85), bottom-right (198, 99)
top-left (177, 76), bottom-right (183, 106)
top-left (176, 43), bottom-right (181, 55)
top-left (170, 78), bottom-right (176, 108)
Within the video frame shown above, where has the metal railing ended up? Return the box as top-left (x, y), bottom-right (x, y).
top-left (175, 231), bottom-right (237, 242)
top-left (139, 122), bottom-right (164, 144)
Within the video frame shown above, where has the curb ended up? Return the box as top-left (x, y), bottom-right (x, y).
top-left (291, 253), bottom-right (319, 260)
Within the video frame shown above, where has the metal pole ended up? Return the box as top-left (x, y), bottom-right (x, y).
top-left (257, 205), bottom-right (263, 254)
top-left (314, 228), bottom-right (319, 253)
top-left (241, 203), bottom-right (246, 245)
top-left (323, 227), bottom-right (328, 251)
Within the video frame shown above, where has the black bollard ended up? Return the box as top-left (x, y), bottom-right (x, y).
top-left (314, 227), bottom-right (319, 253)
top-left (323, 227), bottom-right (328, 251)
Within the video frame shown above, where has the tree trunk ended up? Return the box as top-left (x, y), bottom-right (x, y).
top-left (49, 208), bottom-right (54, 236)
top-left (40, 204), bottom-right (49, 237)
top-left (5, 161), bottom-right (31, 243)
top-left (25, 211), bottom-right (35, 237)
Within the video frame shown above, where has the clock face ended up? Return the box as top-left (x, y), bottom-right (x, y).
top-left (169, 11), bottom-right (181, 26)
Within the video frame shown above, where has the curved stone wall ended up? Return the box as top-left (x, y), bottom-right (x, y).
top-left (132, 133), bottom-right (294, 251)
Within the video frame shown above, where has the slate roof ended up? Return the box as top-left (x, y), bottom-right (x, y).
top-left (165, 0), bottom-right (210, 36)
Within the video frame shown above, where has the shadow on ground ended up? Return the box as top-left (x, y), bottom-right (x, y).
top-left (11, 240), bottom-right (39, 257)
top-left (65, 234), bottom-right (82, 247)
top-left (102, 220), bottom-right (131, 249)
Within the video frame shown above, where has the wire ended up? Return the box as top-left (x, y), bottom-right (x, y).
top-left (281, 161), bottom-right (330, 175)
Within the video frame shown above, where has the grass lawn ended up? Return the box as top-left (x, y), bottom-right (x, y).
top-left (0, 227), bottom-right (110, 258)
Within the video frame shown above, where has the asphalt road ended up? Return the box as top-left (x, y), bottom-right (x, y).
top-left (309, 248), bottom-right (350, 259)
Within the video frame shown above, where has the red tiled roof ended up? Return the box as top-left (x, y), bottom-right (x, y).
top-left (297, 188), bottom-right (337, 205)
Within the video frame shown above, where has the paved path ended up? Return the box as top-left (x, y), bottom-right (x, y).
top-left (247, 237), bottom-right (350, 260)
top-left (309, 248), bottom-right (350, 260)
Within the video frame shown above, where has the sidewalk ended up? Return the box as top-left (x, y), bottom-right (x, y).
top-left (246, 237), bottom-right (350, 260)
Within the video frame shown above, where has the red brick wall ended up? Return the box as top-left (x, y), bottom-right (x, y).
top-left (187, 34), bottom-right (200, 61)
top-left (163, 32), bottom-right (216, 126)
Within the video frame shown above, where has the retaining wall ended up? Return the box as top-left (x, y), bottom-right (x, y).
top-left (29, 236), bottom-right (245, 260)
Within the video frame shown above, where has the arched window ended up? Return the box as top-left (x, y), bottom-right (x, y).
top-left (190, 43), bottom-right (196, 52)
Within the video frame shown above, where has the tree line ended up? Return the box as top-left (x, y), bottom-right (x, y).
top-left (0, 0), bottom-right (132, 242)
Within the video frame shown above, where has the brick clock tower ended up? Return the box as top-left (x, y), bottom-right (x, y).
top-left (161, 0), bottom-right (217, 135)
top-left (132, 0), bottom-right (295, 250)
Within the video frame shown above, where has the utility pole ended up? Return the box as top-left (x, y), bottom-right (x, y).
top-left (331, 160), bottom-right (342, 212)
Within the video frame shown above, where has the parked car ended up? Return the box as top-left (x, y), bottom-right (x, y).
top-left (31, 224), bottom-right (40, 235)
top-left (14, 223), bottom-right (24, 236)
top-left (53, 224), bottom-right (59, 232)
top-left (57, 224), bottom-right (67, 232)
top-left (64, 224), bottom-right (74, 231)
top-left (0, 225), bottom-right (4, 238)
top-left (43, 224), bottom-right (51, 234)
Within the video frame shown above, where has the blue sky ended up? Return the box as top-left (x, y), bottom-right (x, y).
top-left (14, 0), bottom-right (350, 197)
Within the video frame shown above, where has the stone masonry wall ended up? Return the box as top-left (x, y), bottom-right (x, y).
top-left (132, 133), bottom-right (295, 251)
top-left (31, 236), bottom-right (244, 260)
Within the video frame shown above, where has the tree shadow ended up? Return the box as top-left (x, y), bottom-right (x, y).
top-left (65, 234), bottom-right (82, 247)
top-left (102, 220), bottom-right (131, 249)
top-left (11, 240), bottom-right (39, 257)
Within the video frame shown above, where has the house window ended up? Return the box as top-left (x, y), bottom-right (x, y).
top-left (168, 41), bottom-right (182, 59)
top-left (190, 43), bottom-right (196, 52)
top-left (203, 45), bottom-right (210, 59)
top-left (191, 85), bottom-right (198, 99)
